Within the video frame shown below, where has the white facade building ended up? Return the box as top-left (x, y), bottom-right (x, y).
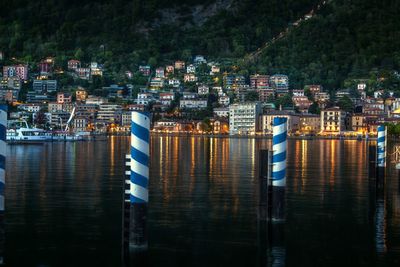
top-left (186, 64), bottom-right (196, 74)
top-left (198, 85), bottom-right (209, 95)
top-left (213, 107), bottom-right (229, 117)
top-left (229, 102), bottom-right (261, 135)
top-left (320, 107), bottom-right (346, 133)
top-left (159, 92), bottom-right (175, 106)
top-left (179, 99), bottom-right (207, 109)
top-left (218, 95), bottom-right (230, 106)
top-left (136, 93), bottom-right (155, 105)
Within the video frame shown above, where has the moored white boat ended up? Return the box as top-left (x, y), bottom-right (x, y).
top-left (51, 131), bottom-right (83, 141)
top-left (7, 127), bottom-right (49, 144)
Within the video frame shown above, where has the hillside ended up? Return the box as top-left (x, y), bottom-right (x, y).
top-left (0, 0), bottom-right (399, 91)
top-left (0, 0), bottom-right (318, 68)
top-left (248, 0), bottom-right (400, 90)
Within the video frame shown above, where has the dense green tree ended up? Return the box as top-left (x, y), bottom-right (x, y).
top-left (337, 96), bottom-right (354, 113)
top-left (275, 94), bottom-right (293, 109)
top-left (0, 0), bottom-right (398, 93)
top-left (245, 91), bottom-right (259, 101)
top-left (308, 102), bottom-right (320, 114)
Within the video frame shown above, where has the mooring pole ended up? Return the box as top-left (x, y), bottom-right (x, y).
top-left (129, 111), bottom-right (150, 251)
top-left (368, 143), bottom-right (377, 179)
top-left (376, 125), bottom-right (387, 179)
top-left (0, 105), bottom-right (7, 265)
top-left (257, 149), bottom-right (270, 266)
top-left (375, 173), bottom-right (386, 254)
top-left (122, 154), bottom-right (131, 256)
top-left (271, 117), bottom-right (287, 222)
top-left (259, 149), bottom-right (269, 222)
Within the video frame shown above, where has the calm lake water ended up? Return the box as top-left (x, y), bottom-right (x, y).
top-left (2, 136), bottom-right (400, 266)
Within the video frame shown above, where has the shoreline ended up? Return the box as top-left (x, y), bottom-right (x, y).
top-left (111, 132), bottom-right (382, 140)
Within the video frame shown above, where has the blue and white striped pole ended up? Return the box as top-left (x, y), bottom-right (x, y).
top-left (129, 111), bottom-right (150, 250)
top-left (271, 117), bottom-right (287, 221)
top-left (0, 105), bottom-right (7, 265)
top-left (376, 125), bottom-right (387, 178)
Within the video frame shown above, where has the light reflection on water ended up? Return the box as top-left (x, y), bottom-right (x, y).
top-left (2, 136), bottom-right (400, 266)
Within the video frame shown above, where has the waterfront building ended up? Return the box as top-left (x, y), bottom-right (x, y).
top-left (96, 104), bottom-right (122, 124)
top-left (320, 107), bottom-right (346, 134)
top-left (229, 102), bottom-right (262, 135)
top-left (211, 119), bottom-right (229, 134)
top-left (260, 111), bottom-right (299, 134)
top-left (299, 114), bottom-right (321, 134)
top-left (73, 117), bottom-right (88, 132)
top-left (153, 120), bottom-right (178, 131)
top-left (350, 114), bottom-right (371, 133)
top-left (120, 112), bottom-right (132, 127)
top-left (48, 111), bottom-right (70, 127)
top-left (75, 104), bottom-right (98, 120)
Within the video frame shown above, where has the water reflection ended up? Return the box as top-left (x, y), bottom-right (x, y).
top-left (0, 215), bottom-right (4, 265)
top-left (2, 137), bottom-right (400, 266)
